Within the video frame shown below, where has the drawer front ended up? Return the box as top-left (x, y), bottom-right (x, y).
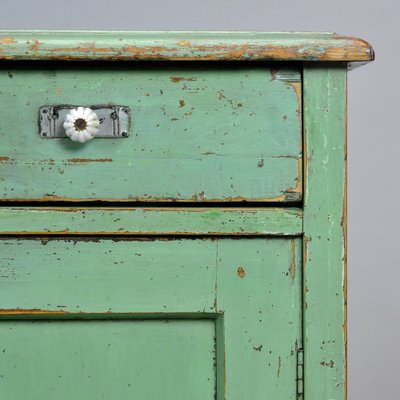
top-left (0, 63), bottom-right (301, 202)
top-left (0, 237), bottom-right (302, 399)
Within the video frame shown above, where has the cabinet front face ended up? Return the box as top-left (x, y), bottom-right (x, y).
top-left (0, 63), bottom-right (302, 203)
top-left (0, 30), bottom-right (374, 400)
top-left (0, 237), bottom-right (302, 400)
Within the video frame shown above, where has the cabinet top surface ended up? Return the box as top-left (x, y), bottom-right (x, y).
top-left (0, 31), bottom-right (374, 63)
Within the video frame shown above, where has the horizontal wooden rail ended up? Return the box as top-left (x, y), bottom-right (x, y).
top-left (0, 207), bottom-right (302, 236)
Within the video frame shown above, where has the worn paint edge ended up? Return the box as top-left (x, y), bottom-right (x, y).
top-left (0, 193), bottom-right (302, 202)
top-left (0, 207), bottom-right (303, 236)
top-left (0, 310), bottom-right (220, 319)
top-left (0, 31), bottom-right (374, 62)
top-left (302, 65), bottom-right (347, 400)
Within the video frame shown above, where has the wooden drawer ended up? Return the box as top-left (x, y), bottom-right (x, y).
top-left (0, 236), bottom-right (302, 399)
top-left (0, 63), bottom-right (301, 202)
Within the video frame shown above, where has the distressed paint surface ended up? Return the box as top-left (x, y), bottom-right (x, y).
top-left (0, 237), bottom-right (302, 399)
top-left (303, 65), bottom-right (347, 399)
top-left (0, 64), bottom-right (301, 202)
top-left (0, 239), bottom-right (216, 313)
top-left (217, 239), bottom-right (302, 399)
top-left (0, 319), bottom-right (215, 400)
top-left (0, 31), bottom-right (373, 400)
top-left (0, 207), bottom-right (302, 235)
top-left (0, 31), bottom-right (374, 62)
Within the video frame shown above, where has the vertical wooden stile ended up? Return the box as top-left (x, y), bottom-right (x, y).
top-left (303, 64), bottom-right (348, 400)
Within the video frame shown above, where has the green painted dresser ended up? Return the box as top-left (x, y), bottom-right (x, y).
top-left (0, 31), bottom-right (373, 400)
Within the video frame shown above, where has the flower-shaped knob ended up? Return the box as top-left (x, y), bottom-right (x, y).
top-left (63, 107), bottom-right (99, 143)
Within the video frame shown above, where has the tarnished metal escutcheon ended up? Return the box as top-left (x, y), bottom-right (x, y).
top-left (39, 105), bottom-right (130, 138)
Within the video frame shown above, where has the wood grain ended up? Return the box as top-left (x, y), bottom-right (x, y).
top-left (0, 31), bottom-right (374, 62)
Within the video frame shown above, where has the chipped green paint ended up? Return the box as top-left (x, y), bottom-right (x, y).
top-left (217, 239), bottom-right (302, 399)
top-left (0, 207), bottom-right (303, 235)
top-left (0, 64), bottom-right (301, 202)
top-left (0, 30), bottom-right (374, 400)
top-left (0, 31), bottom-right (374, 62)
top-left (0, 237), bottom-right (302, 399)
top-left (303, 65), bottom-right (348, 400)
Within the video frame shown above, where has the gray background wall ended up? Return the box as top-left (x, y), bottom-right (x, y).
top-left (0, 1), bottom-right (396, 398)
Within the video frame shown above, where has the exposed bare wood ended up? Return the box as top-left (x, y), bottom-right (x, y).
top-left (0, 31), bottom-right (374, 62)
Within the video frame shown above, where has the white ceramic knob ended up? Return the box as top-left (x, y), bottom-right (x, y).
top-left (63, 107), bottom-right (99, 143)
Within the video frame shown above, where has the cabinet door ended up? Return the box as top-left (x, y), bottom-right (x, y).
top-left (0, 237), bottom-right (302, 399)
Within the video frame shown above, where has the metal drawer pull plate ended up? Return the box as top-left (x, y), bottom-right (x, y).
top-left (39, 105), bottom-right (130, 139)
top-left (63, 107), bottom-right (99, 143)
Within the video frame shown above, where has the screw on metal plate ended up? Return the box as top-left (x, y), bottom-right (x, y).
top-left (39, 105), bottom-right (131, 139)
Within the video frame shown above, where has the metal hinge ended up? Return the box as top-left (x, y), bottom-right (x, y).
top-left (296, 347), bottom-right (304, 400)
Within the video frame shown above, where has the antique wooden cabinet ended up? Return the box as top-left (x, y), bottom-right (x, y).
top-left (0, 32), bottom-right (373, 399)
